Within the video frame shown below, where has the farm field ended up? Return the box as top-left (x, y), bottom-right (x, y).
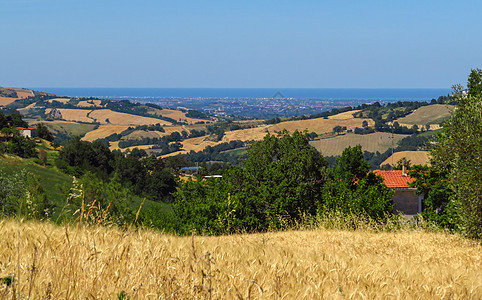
top-left (82, 124), bottom-right (130, 142)
top-left (395, 104), bottom-right (453, 126)
top-left (381, 150), bottom-right (431, 167)
top-left (0, 220), bottom-right (480, 299)
top-left (25, 119), bottom-right (98, 138)
top-left (0, 87), bottom-right (34, 105)
top-left (149, 108), bottom-right (212, 124)
top-left (310, 132), bottom-right (409, 157)
top-left (89, 109), bottom-right (171, 126)
top-left (269, 115), bottom-right (373, 135)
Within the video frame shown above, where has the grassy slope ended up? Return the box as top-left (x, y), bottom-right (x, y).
top-left (0, 220), bottom-right (480, 298)
top-left (310, 132), bottom-right (409, 157)
top-left (0, 154), bottom-right (73, 213)
top-left (395, 104), bottom-right (453, 125)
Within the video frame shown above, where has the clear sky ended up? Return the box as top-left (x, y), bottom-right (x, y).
top-left (1, 0), bottom-right (481, 88)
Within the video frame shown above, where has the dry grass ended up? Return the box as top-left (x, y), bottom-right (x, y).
top-left (0, 219), bottom-right (480, 299)
top-left (381, 151), bottom-right (431, 167)
top-left (310, 132), bottom-right (409, 157)
top-left (327, 110), bottom-right (360, 120)
top-left (89, 109), bottom-right (172, 126)
top-left (0, 97), bottom-right (18, 106)
top-left (76, 100), bottom-right (103, 108)
top-left (82, 125), bottom-right (130, 142)
top-left (46, 98), bottom-right (71, 104)
top-left (45, 108), bottom-right (94, 123)
top-left (148, 108), bottom-right (212, 124)
top-left (269, 117), bottom-right (374, 135)
top-left (395, 104), bottom-right (453, 126)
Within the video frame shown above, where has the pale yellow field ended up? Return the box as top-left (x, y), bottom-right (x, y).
top-left (269, 117), bottom-right (374, 135)
top-left (89, 109), bottom-right (172, 126)
top-left (45, 108), bottom-right (94, 123)
top-left (0, 220), bottom-right (480, 299)
top-left (46, 98), bottom-right (71, 103)
top-left (0, 97), bottom-right (18, 106)
top-left (76, 100), bottom-right (103, 108)
top-left (310, 132), bottom-right (409, 157)
top-left (395, 104), bottom-right (453, 126)
top-left (0, 88), bottom-right (34, 105)
top-left (381, 150), bottom-right (431, 167)
top-left (327, 110), bottom-right (360, 120)
top-left (82, 125), bottom-right (130, 142)
top-left (15, 90), bottom-right (34, 98)
top-left (396, 123), bottom-right (442, 131)
top-left (149, 108), bottom-right (212, 124)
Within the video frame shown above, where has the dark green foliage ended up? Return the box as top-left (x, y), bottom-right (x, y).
top-left (0, 169), bottom-right (49, 219)
top-left (1, 276), bottom-right (14, 286)
top-left (333, 125), bottom-right (345, 133)
top-left (186, 109), bottom-right (210, 120)
top-left (181, 140), bottom-right (245, 164)
top-left (427, 83), bottom-right (482, 238)
top-left (58, 137), bottom-right (113, 179)
top-left (35, 123), bottom-right (54, 141)
top-left (0, 89), bottom-right (18, 98)
top-left (6, 133), bottom-right (38, 158)
top-left (467, 68), bottom-right (482, 97)
top-left (409, 165), bottom-right (457, 229)
top-left (321, 145), bottom-right (393, 219)
top-left (174, 130), bottom-right (328, 234)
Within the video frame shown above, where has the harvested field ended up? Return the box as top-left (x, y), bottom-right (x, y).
top-left (46, 108), bottom-right (94, 123)
top-left (149, 108), bottom-right (211, 124)
top-left (0, 97), bottom-right (19, 106)
top-left (328, 110), bottom-right (360, 120)
top-left (396, 104), bottom-right (453, 125)
top-left (82, 124), bottom-right (130, 142)
top-left (46, 98), bottom-right (71, 104)
top-left (310, 132), bottom-right (409, 157)
top-left (76, 100), bottom-right (103, 108)
top-left (269, 117), bottom-right (374, 135)
top-left (89, 109), bottom-right (171, 126)
top-left (15, 90), bottom-right (34, 98)
top-left (0, 220), bottom-right (480, 299)
top-left (381, 151), bottom-right (431, 167)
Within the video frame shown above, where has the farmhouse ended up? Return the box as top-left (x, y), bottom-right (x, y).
top-left (374, 168), bottom-right (423, 215)
top-left (16, 127), bottom-right (35, 138)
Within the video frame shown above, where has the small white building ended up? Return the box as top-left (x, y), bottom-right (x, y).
top-left (16, 127), bottom-right (35, 138)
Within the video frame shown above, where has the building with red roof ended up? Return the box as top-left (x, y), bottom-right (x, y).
top-left (16, 127), bottom-right (35, 138)
top-left (373, 169), bottom-right (423, 215)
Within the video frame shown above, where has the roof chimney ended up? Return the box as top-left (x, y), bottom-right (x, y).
top-left (402, 160), bottom-right (408, 176)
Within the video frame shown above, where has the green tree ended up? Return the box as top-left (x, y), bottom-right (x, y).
top-left (174, 130), bottom-right (328, 234)
top-left (467, 68), bottom-right (482, 97)
top-left (321, 145), bottom-right (393, 220)
top-left (429, 79), bottom-right (482, 238)
top-left (35, 123), bottom-right (54, 141)
top-left (0, 169), bottom-right (49, 219)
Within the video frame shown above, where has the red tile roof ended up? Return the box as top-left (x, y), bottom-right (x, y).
top-left (373, 170), bottom-right (415, 188)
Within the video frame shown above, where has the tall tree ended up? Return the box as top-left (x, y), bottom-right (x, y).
top-left (429, 78), bottom-right (482, 238)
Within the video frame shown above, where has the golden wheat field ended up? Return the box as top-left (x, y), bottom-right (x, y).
top-left (310, 132), bottom-right (409, 157)
top-left (0, 219), bottom-right (480, 299)
top-left (82, 125), bottom-right (131, 142)
top-left (381, 151), bottom-right (431, 167)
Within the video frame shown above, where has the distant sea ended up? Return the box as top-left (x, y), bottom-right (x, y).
top-left (33, 88), bottom-right (451, 101)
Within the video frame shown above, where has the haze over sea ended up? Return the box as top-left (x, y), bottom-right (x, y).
top-left (34, 88), bottom-right (451, 101)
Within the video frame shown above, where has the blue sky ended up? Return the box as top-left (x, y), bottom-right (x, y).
top-left (1, 0), bottom-right (481, 88)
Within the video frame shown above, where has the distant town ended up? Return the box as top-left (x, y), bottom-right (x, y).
top-left (121, 96), bottom-right (401, 119)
